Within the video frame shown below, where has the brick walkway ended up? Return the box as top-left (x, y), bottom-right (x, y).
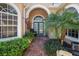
top-left (23, 36), bottom-right (48, 56)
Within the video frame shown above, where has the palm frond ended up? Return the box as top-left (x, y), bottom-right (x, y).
top-left (45, 11), bottom-right (79, 39)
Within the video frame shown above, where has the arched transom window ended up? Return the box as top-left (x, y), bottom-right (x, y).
top-left (34, 16), bottom-right (44, 22)
top-left (66, 7), bottom-right (78, 14)
top-left (0, 3), bottom-right (18, 39)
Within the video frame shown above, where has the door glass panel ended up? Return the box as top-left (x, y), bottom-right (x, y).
top-left (33, 23), bottom-right (38, 34)
top-left (0, 26), bottom-right (1, 38)
top-left (39, 23), bottom-right (44, 34)
top-left (0, 13), bottom-right (1, 25)
top-left (2, 26), bottom-right (7, 38)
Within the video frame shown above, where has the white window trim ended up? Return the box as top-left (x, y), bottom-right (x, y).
top-left (65, 4), bottom-right (79, 13)
top-left (9, 4), bottom-right (22, 38)
top-left (65, 28), bottom-right (79, 43)
top-left (65, 35), bottom-right (79, 43)
top-left (0, 37), bottom-right (18, 42)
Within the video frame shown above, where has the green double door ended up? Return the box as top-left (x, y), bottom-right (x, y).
top-left (33, 22), bottom-right (44, 36)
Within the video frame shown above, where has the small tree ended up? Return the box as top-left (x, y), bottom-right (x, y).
top-left (60, 11), bottom-right (79, 45)
top-left (45, 11), bottom-right (79, 45)
top-left (45, 13), bottom-right (60, 39)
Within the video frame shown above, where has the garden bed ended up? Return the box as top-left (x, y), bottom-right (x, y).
top-left (44, 39), bottom-right (64, 56)
top-left (0, 32), bottom-right (34, 56)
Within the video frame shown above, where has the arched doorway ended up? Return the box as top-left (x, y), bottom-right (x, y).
top-left (33, 16), bottom-right (44, 36)
top-left (25, 5), bottom-right (50, 36)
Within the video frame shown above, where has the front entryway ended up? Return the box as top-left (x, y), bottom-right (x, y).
top-left (23, 36), bottom-right (48, 56)
top-left (33, 16), bottom-right (44, 36)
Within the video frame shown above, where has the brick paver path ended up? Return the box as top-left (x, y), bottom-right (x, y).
top-left (23, 37), bottom-right (48, 56)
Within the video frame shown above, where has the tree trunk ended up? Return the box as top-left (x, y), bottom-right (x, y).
top-left (60, 29), bottom-right (67, 45)
top-left (55, 27), bottom-right (59, 39)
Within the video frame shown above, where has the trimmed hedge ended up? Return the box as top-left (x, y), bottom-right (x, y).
top-left (0, 32), bottom-right (34, 56)
top-left (44, 39), bottom-right (64, 56)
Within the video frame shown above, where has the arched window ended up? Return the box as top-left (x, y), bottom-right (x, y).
top-left (66, 7), bottom-right (78, 38)
top-left (0, 3), bottom-right (18, 39)
top-left (65, 7), bottom-right (78, 14)
top-left (34, 16), bottom-right (44, 22)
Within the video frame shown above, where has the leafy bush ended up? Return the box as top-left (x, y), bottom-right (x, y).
top-left (23, 31), bottom-right (35, 39)
top-left (44, 39), bottom-right (64, 56)
top-left (0, 32), bottom-right (34, 56)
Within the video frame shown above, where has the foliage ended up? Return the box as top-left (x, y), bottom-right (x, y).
top-left (59, 11), bottom-right (79, 30)
top-left (45, 11), bottom-right (79, 40)
top-left (23, 29), bottom-right (36, 38)
top-left (44, 9), bottom-right (79, 56)
top-left (44, 39), bottom-right (64, 56)
top-left (45, 13), bottom-right (60, 39)
top-left (23, 31), bottom-right (34, 39)
top-left (0, 32), bottom-right (34, 56)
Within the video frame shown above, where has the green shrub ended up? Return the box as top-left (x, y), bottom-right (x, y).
top-left (23, 32), bottom-right (34, 39)
top-left (44, 39), bottom-right (63, 56)
top-left (0, 32), bottom-right (34, 56)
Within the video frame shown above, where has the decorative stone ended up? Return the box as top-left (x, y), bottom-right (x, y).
top-left (57, 50), bottom-right (72, 56)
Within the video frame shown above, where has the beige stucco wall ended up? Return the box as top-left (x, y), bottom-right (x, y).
top-left (24, 3), bottom-right (68, 35)
top-left (15, 3), bottom-right (26, 36)
top-left (28, 8), bottom-right (48, 30)
top-left (14, 3), bottom-right (79, 36)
